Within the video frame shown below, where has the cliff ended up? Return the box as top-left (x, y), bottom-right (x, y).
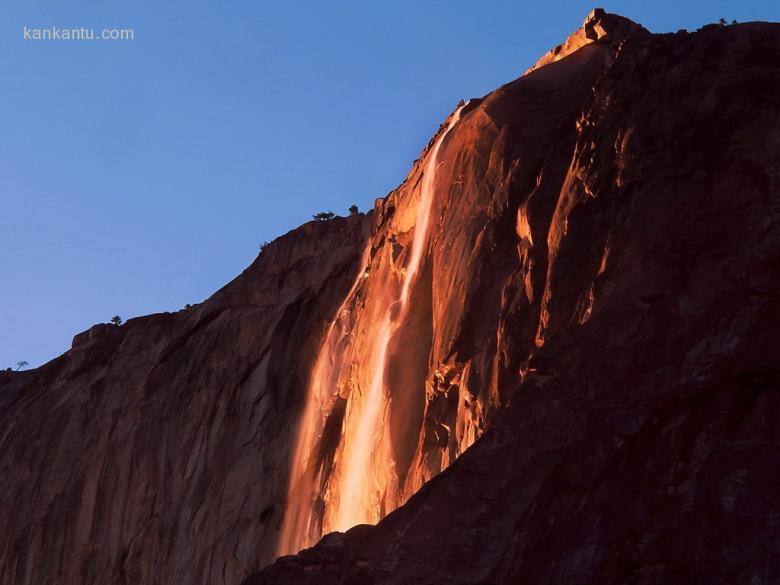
top-left (0, 217), bottom-right (371, 583)
top-left (250, 11), bottom-right (780, 585)
top-left (2, 9), bottom-right (779, 585)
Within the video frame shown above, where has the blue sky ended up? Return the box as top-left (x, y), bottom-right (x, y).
top-left (1, 0), bottom-right (778, 369)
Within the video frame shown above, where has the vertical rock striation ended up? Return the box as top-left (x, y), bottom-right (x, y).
top-left (277, 10), bottom-right (652, 556)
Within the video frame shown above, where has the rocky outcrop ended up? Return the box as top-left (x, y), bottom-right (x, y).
top-left (527, 8), bottom-right (647, 73)
top-left (2, 10), bottom-right (779, 585)
top-left (248, 14), bottom-right (780, 585)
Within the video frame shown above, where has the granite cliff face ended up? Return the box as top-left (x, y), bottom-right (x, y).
top-left (252, 11), bottom-right (780, 585)
top-left (0, 217), bottom-right (371, 584)
top-left (2, 10), bottom-right (779, 585)
top-left (278, 9), bottom-right (654, 558)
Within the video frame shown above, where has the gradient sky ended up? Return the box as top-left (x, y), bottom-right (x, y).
top-left (1, 0), bottom-right (778, 369)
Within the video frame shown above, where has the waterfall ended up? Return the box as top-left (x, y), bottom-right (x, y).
top-left (277, 105), bottom-right (463, 556)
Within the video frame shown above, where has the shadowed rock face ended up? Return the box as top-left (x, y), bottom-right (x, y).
top-left (2, 10), bottom-right (779, 585)
top-left (0, 217), bottom-right (372, 584)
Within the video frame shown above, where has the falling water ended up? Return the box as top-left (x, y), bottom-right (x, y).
top-left (278, 105), bottom-right (464, 556)
top-left (275, 246), bottom-right (371, 555)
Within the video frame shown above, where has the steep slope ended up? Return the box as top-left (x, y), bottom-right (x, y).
top-left (248, 14), bottom-right (780, 585)
top-left (0, 217), bottom-right (371, 584)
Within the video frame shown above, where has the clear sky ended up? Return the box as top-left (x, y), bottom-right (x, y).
top-left (1, 0), bottom-right (778, 369)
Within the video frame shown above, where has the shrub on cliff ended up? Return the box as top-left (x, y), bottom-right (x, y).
top-left (313, 211), bottom-right (335, 221)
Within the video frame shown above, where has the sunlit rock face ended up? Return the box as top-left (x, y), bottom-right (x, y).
top-left (527, 8), bottom-right (647, 73)
top-left (2, 10), bottom-right (780, 585)
top-left (249, 13), bottom-right (780, 585)
top-left (277, 10), bottom-right (656, 557)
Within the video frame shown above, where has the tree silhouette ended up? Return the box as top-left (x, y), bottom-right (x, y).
top-left (349, 204), bottom-right (359, 215)
top-left (313, 211), bottom-right (335, 221)
top-left (110, 315), bottom-right (123, 326)
top-left (15, 360), bottom-right (28, 371)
